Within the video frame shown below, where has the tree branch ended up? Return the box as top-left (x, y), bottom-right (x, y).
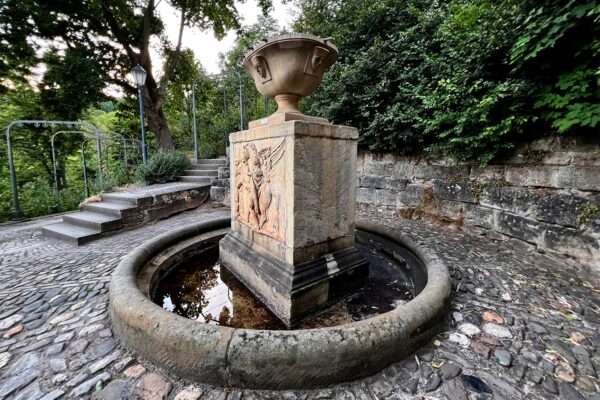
top-left (140, 0), bottom-right (154, 66)
top-left (99, 0), bottom-right (139, 62)
top-left (156, 8), bottom-right (186, 107)
top-left (108, 77), bottom-right (136, 94)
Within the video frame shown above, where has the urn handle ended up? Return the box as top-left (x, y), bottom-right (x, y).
top-left (304, 46), bottom-right (330, 77)
top-left (251, 55), bottom-right (272, 83)
top-left (311, 46), bottom-right (330, 71)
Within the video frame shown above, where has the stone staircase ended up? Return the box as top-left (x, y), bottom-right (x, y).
top-left (179, 158), bottom-right (228, 185)
top-left (42, 182), bottom-right (210, 245)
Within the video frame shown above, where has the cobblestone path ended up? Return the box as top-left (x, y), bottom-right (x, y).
top-left (0, 207), bottom-right (598, 399)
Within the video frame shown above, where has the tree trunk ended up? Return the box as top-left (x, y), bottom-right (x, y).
top-left (142, 75), bottom-right (174, 150)
top-left (145, 105), bottom-right (174, 150)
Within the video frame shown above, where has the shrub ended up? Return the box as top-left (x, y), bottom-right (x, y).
top-left (294, 0), bottom-right (599, 164)
top-left (20, 178), bottom-right (56, 217)
top-left (18, 177), bottom-right (85, 218)
top-left (136, 150), bottom-right (190, 185)
top-left (108, 162), bottom-right (136, 188)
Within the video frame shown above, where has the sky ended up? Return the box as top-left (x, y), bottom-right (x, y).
top-left (153, 0), bottom-right (297, 75)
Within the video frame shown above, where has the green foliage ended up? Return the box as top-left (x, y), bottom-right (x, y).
top-left (170, 16), bottom-right (283, 159)
top-left (108, 159), bottom-right (137, 188)
top-left (511, 0), bottom-right (600, 135)
top-left (294, 0), bottom-right (599, 164)
top-left (534, 66), bottom-right (600, 133)
top-left (84, 107), bottom-right (118, 132)
top-left (23, 177), bottom-right (85, 217)
top-left (41, 47), bottom-right (106, 120)
top-left (0, 0), bottom-right (272, 149)
top-left (136, 150), bottom-right (191, 185)
top-left (423, 0), bottom-right (533, 164)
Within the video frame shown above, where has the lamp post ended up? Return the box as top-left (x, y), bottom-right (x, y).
top-left (131, 64), bottom-right (148, 163)
top-left (191, 75), bottom-right (202, 164)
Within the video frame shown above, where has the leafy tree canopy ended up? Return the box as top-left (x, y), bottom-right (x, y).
top-left (0, 0), bottom-right (272, 148)
top-left (294, 0), bottom-right (599, 164)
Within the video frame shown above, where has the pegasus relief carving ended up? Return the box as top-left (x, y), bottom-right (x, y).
top-left (234, 139), bottom-right (285, 242)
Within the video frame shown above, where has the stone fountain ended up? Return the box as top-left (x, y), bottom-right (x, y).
top-left (109, 33), bottom-right (451, 390)
top-left (219, 33), bottom-right (369, 326)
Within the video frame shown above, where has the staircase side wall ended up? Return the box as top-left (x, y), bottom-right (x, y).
top-left (121, 186), bottom-right (210, 228)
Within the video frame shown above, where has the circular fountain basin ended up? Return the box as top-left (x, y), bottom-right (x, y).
top-left (109, 217), bottom-right (451, 389)
top-left (151, 229), bottom-right (423, 330)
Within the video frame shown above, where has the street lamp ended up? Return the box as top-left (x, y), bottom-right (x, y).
top-left (131, 64), bottom-right (148, 163)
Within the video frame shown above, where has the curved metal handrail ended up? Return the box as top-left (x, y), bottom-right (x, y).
top-left (5, 120), bottom-right (101, 219)
top-left (50, 130), bottom-right (102, 211)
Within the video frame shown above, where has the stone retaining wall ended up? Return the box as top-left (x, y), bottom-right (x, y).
top-left (357, 136), bottom-right (600, 270)
top-left (210, 166), bottom-right (231, 204)
top-left (120, 186), bottom-right (210, 228)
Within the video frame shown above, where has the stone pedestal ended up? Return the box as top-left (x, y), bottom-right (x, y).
top-left (219, 116), bottom-right (369, 326)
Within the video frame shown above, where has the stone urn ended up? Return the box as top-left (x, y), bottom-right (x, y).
top-left (242, 33), bottom-right (338, 115)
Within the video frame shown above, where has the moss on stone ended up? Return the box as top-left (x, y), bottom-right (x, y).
top-left (577, 204), bottom-right (599, 226)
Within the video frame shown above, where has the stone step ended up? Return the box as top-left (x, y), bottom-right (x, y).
top-left (42, 182), bottom-right (212, 246)
top-left (179, 176), bottom-right (212, 184)
top-left (185, 169), bottom-right (218, 176)
top-left (191, 158), bottom-right (227, 165)
top-left (80, 201), bottom-right (137, 217)
top-left (42, 223), bottom-right (102, 245)
top-left (100, 192), bottom-right (139, 206)
top-left (210, 178), bottom-right (230, 188)
top-left (63, 212), bottom-right (123, 232)
top-left (189, 164), bottom-right (225, 171)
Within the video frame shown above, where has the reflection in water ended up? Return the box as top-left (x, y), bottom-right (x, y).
top-left (154, 245), bottom-right (286, 329)
top-left (153, 243), bottom-right (415, 330)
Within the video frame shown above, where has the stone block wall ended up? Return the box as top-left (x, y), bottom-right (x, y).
top-left (210, 166), bottom-right (230, 204)
top-left (357, 136), bottom-right (600, 270)
top-left (120, 186), bottom-right (210, 229)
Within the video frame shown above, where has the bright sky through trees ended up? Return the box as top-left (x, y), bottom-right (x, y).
top-left (155, 0), bottom-right (296, 75)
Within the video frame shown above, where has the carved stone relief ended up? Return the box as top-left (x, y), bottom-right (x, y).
top-left (233, 139), bottom-right (286, 242)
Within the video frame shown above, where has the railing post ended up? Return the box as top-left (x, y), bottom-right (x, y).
top-left (192, 76), bottom-right (201, 163)
top-left (81, 141), bottom-right (90, 198)
top-left (5, 122), bottom-right (23, 220)
top-left (51, 134), bottom-right (60, 211)
top-left (238, 72), bottom-right (244, 130)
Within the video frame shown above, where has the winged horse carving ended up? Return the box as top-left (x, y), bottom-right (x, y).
top-left (234, 139), bottom-right (285, 241)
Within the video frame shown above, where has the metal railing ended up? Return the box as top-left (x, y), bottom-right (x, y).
top-left (5, 120), bottom-right (101, 220)
top-left (191, 72), bottom-right (244, 163)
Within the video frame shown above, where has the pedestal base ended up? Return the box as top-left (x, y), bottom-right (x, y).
top-left (220, 231), bottom-right (369, 327)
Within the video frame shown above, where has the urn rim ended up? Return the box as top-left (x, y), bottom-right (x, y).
top-left (242, 33), bottom-right (339, 68)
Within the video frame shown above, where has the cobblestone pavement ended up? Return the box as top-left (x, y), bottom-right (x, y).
top-left (0, 206), bottom-right (599, 399)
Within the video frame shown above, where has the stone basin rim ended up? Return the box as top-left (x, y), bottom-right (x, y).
top-left (109, 216), bottom-right (452, 389)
